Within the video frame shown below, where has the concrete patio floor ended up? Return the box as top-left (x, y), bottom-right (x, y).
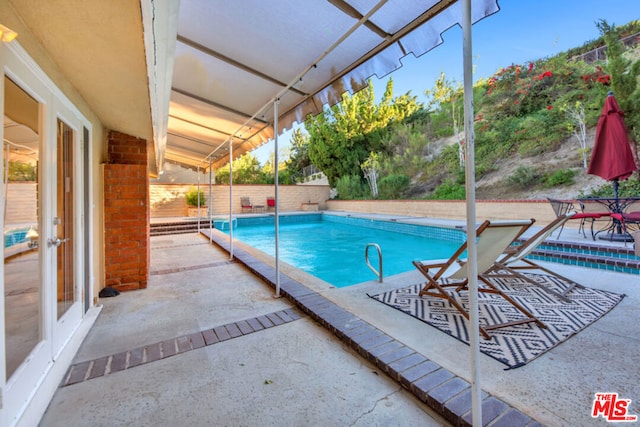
top-left (39, 233), bottom-right (446, 426)
top-left (40, 219), bottom-right (639, 426)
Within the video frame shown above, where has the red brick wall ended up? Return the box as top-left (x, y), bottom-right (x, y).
top-left (103, 131), bottom-right (149, 291)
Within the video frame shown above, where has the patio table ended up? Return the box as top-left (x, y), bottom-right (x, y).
top-left (581, 197), bottom-right (640, 242)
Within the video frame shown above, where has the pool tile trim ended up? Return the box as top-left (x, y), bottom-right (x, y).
top-left (202, 229), bottom-right (542, 426)
top-left (524, 238), bottom-right (640, 275)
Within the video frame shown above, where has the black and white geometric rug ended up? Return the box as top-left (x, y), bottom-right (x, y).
top-left (368, 273), bottom-right (624, 369)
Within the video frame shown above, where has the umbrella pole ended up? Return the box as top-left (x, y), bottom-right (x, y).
top-left (613, 178), bottom-right (624, 235)
top-left (613, 179), bottom-right (620, 212)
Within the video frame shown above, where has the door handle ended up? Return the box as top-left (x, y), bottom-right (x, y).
top-left (47, 237), bottom-right (69, 248)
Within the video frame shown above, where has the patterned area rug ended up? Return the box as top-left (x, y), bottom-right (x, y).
top-left (368, 273), bottom-right (624, 369)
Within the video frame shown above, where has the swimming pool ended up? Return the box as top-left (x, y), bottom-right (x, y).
top-left (219, 214), bottom-right (465, 287)
top-left (4, 227), bottom-right (30, 248)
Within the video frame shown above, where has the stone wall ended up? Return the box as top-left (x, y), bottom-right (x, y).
top-left (326, 199), bottom-right (566, 228)
top-left (5, 182), bottom-right (37, 225)
top-left (150, 183), bottom-right (331, 217)
top-left (4, 180), bottom-right (578, 230)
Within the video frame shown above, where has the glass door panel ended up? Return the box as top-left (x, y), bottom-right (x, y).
top-left (56, 119), bottom-right (74, 319)
top-left (3, 76), bottom-right (42, 380)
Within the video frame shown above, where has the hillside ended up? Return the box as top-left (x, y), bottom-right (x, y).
top-left (475, 128), bottom-right (605, 200)
top-left (403, 25), bottom-right (640, 202)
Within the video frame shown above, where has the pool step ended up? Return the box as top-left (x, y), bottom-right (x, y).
top-left (150, 220), bottom-right (214, 236)
top-left (523, 238), bottom-right (640, 275)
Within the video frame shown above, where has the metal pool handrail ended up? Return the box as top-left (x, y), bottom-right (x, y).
top-left (365, 243), bottom-right (383, 282)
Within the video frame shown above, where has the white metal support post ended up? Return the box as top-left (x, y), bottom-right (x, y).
top-left (229, 139), bottom-right (234, 260)
top-left (462, 0), bottom-right (482, 425)
top-left (209, 157), bottom-right (213, 242)
top-left (274, 98), bottom-right (281, 297)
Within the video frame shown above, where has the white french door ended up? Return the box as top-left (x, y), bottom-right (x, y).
top-left (1, 43), bottom-right (85, 427)
top-left (50, 102), bottom-right (84, 355)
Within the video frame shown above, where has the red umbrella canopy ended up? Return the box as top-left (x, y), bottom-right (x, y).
top-left (587, 93), bottom-right (638, 181)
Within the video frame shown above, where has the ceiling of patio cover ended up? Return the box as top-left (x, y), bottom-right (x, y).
top-left (167, 0), bottom-right (500, 171)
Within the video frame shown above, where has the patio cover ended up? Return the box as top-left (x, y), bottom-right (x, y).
top-left (166, 0), bottom-right (500, 171)
top-left (171, 3), bottom-right (500, 424)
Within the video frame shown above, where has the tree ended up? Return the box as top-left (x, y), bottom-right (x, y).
top-left (307, 109), bottom-right (370, 187)
top-left (8, 161), bottom-right (37, 181)
top-left (262, 152), bottom-right (295, 184)
top-left (425, 72), bottom-right (464, 167)
top-left (284, 128), bottom-right (311, 183)
top-left (379, 122), bottom-right (431, 178)
top-left (305, 79), bottom-right (421, 186)
top-left (215, 152), bottom-right (267, 184)
top-left (306, 78), bottom-right (421, 186)
top-left (361, 153), bottom-right (381, 199)
top-left (561, 101), bottom-right (589, 168)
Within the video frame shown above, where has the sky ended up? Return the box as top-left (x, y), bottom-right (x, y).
top-left (252, 0), bottom-right (639, 164)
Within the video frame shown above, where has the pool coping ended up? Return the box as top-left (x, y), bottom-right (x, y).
top-left (200, 228), bottom-right (544, 427)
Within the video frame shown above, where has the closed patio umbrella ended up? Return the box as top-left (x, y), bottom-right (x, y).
top-left (587, 92), bottom-right (638, 209)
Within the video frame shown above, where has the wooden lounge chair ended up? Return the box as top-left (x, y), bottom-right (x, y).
top-left (240, 197), bottom-right (253, 213)
top-left (485, 212), bottom-right (581, 302)
top-left (412, 219), bottom-right (545, 340)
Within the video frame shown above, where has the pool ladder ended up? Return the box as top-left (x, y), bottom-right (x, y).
top-left (365, 243), bottom-right (383, 282)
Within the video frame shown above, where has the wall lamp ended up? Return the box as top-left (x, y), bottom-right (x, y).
top-left (0, 24), bottom-right (18, 43)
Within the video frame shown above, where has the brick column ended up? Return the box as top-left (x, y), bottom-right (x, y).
top-left (103, 131), bottom-right (149, 291)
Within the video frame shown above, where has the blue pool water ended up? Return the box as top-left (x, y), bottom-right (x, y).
top-left (221, 214), bottom-right (464, 287)
top-left (4, 227), bottom-right (30, 248)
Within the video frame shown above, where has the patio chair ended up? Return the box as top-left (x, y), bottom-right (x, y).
top-left (547, 197), bottom-right (608, 240)
top-left (412, 218), bottom-right (545, 340)
top-left (576, 199), bottom-right (611, 240)
top-left (240, 197), bottom-right (253, 213)
top-left (610, 210), bottom-right (640, 245)
top-left (609, 198), bottom-right (640, 242)
top-left (266, 196), bottom-right (275, 212)
top-left (633, 230), bottom-right (640, 257)
top-left (546, 197), bottom-right (574, 239)
top-left (485, 212), bottom-right (581, 302)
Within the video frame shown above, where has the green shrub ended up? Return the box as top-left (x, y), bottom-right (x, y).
top-left (506, 165), bottom-right (540, 188)
top-left (543, 169), bottom-right (577, 187)
top-left (378, 174), bottom-right (411, 199)
top-left (580, 175), bottom-right (640, 198)
top-left (429, 179), bottom-right (466, 200)
top-left (185, 188), bottom-right (206, 207)
top-left (336, 175), bottom-right (367, 199)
